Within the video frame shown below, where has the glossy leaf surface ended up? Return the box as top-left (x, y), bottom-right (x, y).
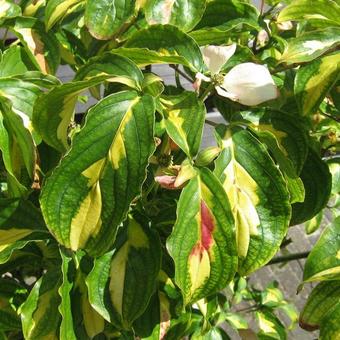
top-left (160, 91), bottom-right (205, 158)
top-left (303, 216), bottom-right (340, 282)
top-left (167, 168), bottom-right (237, 304)
top-left (214, 128), bottom-right (291, 274)
top-left (144, 0), bottom-right (206, 32)
top-left (125, 24), bottom-right (204, 72)
top-left (40, 91), bottom-right (155, 255)
top-left (86, 217), bottom-right (161, 328)
top-left (295, 53), bottom-right (340, 116)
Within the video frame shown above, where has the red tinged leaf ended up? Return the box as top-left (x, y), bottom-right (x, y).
top-left (167, 169), bottom-right (237, 304)
top-left (200, 200), bottom-right (215, 250)
top-left (191, 201), bottom-right (215, 257)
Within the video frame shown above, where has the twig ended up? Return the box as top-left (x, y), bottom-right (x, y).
top-left (205, 119), bottom-right (219, 127)
top-left (169, 64), bottom-right (195, 83)
top-left (267, 251), bottom-right (310, 265)
top-left (320, 111), bottom-right (340, 123)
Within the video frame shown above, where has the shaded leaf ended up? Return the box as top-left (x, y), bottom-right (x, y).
top-left (20, 270), bottom-right (61, 340)
top-left (291, 149), bottom-right (332, 225)
top-left (300, 280), bottom-right (340, 331)
top-left (86, 217), bottom-right (161, 329)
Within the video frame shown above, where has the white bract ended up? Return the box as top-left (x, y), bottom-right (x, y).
top-left (197, 44), bottom-right (278, 106)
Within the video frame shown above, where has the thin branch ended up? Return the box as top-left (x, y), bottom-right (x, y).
top-left (260, 0), bottom-right (265, 16)
top-left (205, 119), bottom-right (219, 127)
top-left (267, 251), bottom-right (310, 265)
top-left (169, 64), bottom-right (195, 83)
top-left (320, 111), bottom-right (340, 123)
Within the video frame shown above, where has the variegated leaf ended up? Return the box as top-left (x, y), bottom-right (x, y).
top-left (40, 91), bottom-right (155, 256)
top-left (85, 0), bottom-right (136, 40)
top-left (144, 0), bottom-right (206, 32)
top-left (0, 198), bottom-right (47, 246)
top-left (300, 281), bottom-right (340, 331)
top-left (160, 92), bottom-right (205, 159)
top-left (167, 168), bottom-right (237, 305)
top-left (45, 0), bottom-right (84, 31)
top-left (291, 149), bottom-right (332, 225)
top-left (295, 53), bottom-right (340, 116)
top-left (303, 216), bottom-right (340, 282)
top-left (214, 127), bottom-right (291, 275)
top-left (125, 24), bottom-right (204, 72)
top-left (280, 28), bottom-right (340, 65)
top-left (0, 0), bottom-right (21, 21)
top-left (33, 53), bottom-right (144, 152)
top-left (86, 217), bottom-right (161, 329)
top-left (20, 270), bottom-right (61, 340)
top-left (5, 17), bottom-right (60, 74)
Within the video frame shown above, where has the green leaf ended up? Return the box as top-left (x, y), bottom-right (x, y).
top-left (261, 282), bottom-right (284, 308)
top-left (328, 158), bottom-right (340, 196)
top-left (85, 0), bottom-right (136, 40)
top-left (0, 241), bottom-right (29, 264)
top-left (58, 249), bottom-right (77, 340)
top-left (74, 52), bottom-right (144, 87)
top-left (133, 291), bottom-right (172, 339)
top-left (300, 280), bottom-right (340, 331)
top-left (225, 312), bottom-right (248, 330)
top-left (303, 216), bottom-right (340, 282)
top-left (305, 210), bottom-right (323, 234)
top-left (112, 47), bottom-right (192, 69)
top-left (125, 24), bottom-right (204, 72)
top-left (190, 18), bottom-right (261, 46)
top-left (214, 127), bottom-right (291, 275)
top-left (160, 91), bottom-right (205, 158)
top-left (0, 98), bottom-right (36, 184)
top-left (86, 217), bottom-right (161, 329)
top-left (0, 46), bottom-right (28, 77)
top-left (20, 270), bottom-right (61, 340)
top-left (195, 0), bottom-right (259, 29)
top-left (0, 309), bottom-right (21, 331)
top-left (295, 53), bottom-right (340, 115)
top-left (45, 0), bottom-right (84, 31)
top-left (144, 0), bottom-right (206, 32)
top-left (12, 71), bottom-right (61, 88)
top-left (320, 302), bottom-right (340, 340)
top-left (33, 53), bottom-right (143, 152)
top-left (6, 17), bottom-right (61, 74)
top-left (291, 149), bottom-right (332, 225)
top-left (0, 198), bottom-right (47, 246)
top-left (280, 28), bottom-right (340, 65)
top-left (167, 168), bottom-right (237, 305)
top-left (277, 0), bottom-right (340, 27)
top-left (40, 91), bottom-right (155, 255)
top-left (247, 110), bottom-right (309, 176)
top-left (0, 0), bottom-right (21, 21)
top-left (0, 77), bottom-right (41, 122)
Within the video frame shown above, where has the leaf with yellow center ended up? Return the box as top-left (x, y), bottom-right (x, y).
top-left (214, 127), bottom-right (290, 275)
top-left (69, 182), bottom-right (102, 251)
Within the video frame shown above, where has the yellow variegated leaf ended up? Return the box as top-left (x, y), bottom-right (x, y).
top-left (214, 127), bottom-right (290, 275)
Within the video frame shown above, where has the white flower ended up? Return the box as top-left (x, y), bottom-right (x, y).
top-left (197, 44), bottom-right (279, 106)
